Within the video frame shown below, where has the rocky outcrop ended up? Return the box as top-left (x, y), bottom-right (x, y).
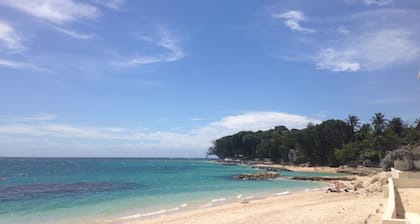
top-left (251, 165), bottom-right (292, 172)
top-left (349, 172), bottom-right (389, 196)
top-left (233, 172), bottom-right (280, 180)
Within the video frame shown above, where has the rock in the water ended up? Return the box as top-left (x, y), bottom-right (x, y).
top-left (233, 172), bottom-right (280, 180)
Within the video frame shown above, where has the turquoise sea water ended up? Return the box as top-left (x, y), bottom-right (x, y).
top-left (0, 158), bottom-right (330, 224)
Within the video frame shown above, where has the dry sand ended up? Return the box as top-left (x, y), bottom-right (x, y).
top-left (282, 165), bottom-right (338, 173)
top-left (131, 191), bottom-right (386, 224)
top-left (396, 188), bottom-right (420, 214)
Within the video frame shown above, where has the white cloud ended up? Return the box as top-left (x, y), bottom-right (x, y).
top-left (337, 26), bottom-right (350, 35)
top-left (0, 21), bottom-right (23, 52)
top-left (0, 59), bottom-right (27, 68)
top-left (316, 48), bottom-right (361, 72)
top-left (115, 28), bottom-right (185, 66)
top-left (0, 0), bottom-right (99, 25)
top-left (316, 29), bottom-right (420, 72)
top-left (0, 58), bottom-right (52, 72)
top-left (0, 111), bottom-right (319, 156)
top-left (345, 0), bottom-right (394, 6)
top-left (54, 26), bottom-right (95, 39)
top-left (20, 114), bottom-right (57, 121)
top-left (363, 0), bottom-right (394, 6)
top-left (273, 8), bottom-right (420, 73)
top-left (190, 118), bottom-right (208, 121)
top-left (272, 10), bottom-right (315, 33)
top-left (207, 112), bottom-right (317, 131)
top-left (94, 0), bottom-right (125, 10)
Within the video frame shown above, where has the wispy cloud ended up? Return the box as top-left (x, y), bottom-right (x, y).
top-left (19, 113), bottom-right (57, 121)
top-left (316, 29), bottom-right (420, 72)
top-left (0, 0), bottom-right (101, 40)
top-left (368, 98), bottom-right (411, 104)
top-left (0, 21), bottom-right (23, 52)
top-left (316, 48), bottom-right (360, 72)
top-left (273, 8), bottom-right (420, 73)
top-left (0, 111), bottom-right (319, 156)
top-left (0, 0), bottom-right (99, 25)
top-left (115, 27), bottom-right (185, 66)
top-left (53, 26), bottom-right (95, 39)
top-left (272, 10), bottom-right (315, 33)
top-left (345, 0), bottom-right (394, 6)
top-left (94, 0), bottom-right (125, 10)
top-left (337, 26), bottom-right (350, 35)
top-left (190, 118), bottom-right (208, 121)
top-left (363, 0), bottom-right (394, 6)
top-left (0, 58), bottom-right (52, 72)
top-left (0, 59), bottom-right (26, 68)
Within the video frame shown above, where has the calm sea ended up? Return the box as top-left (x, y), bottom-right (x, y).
top-left (0, 158), bottom-right (332, 224)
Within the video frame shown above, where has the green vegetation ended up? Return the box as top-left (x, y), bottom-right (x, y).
top-left (208, 113), bottom-right (420, 167)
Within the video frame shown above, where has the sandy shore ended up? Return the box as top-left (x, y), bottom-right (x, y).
top-left (118, 172), bottom-right (389, 224)
top-left (132, 190), bottom-right (386, 224)
top-left (252, 164), bottom-right (338, 173)
top-left (282, 165), bottom-right (338, 173)
top-left (106, 167), bottom-right (388, 224)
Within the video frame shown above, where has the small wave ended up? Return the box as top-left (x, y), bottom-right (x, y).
top-left (120, 209), bottom-right (167, 220)
top-left (199, 202), bottom-right (213, 208)
top-left (236, 194), bottom-right (242, 199)
top-left (211, 197), bottom-right (226, 202)
top-left (181, 203), bottom-right (188, 208)
top-left (141, 209), bottom-right (167, 217)
top-left (272, 191), bottom-right (290, 196)
top-left (120, 213), bottom-right (142, 220)
top-left (168, 207), bottom-right (179, 212)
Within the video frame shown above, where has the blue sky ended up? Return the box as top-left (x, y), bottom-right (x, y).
top-left (0, 0), bottom-right (419, 157)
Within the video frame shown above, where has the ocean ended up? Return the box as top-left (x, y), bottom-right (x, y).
top-left (0, 158), bottom-right (333, 224)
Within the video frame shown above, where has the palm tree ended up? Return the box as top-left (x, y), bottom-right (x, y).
top-left (356, 123), bottom-right (372, 140)
top-left (346, 115), bottom-right (360, 141)
top-left (388, 117), bottom-right (404, 137)
top-left (371, 112), bottom-right (387, 136)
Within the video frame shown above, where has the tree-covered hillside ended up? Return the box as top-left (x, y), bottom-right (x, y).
top-left (208, 113), bottom-right (420, 167)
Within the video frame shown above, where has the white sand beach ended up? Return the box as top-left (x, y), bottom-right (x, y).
top-left (137, 190), bottom-right (386, 224)
top-left (124, 172), bottom-right (387, 224)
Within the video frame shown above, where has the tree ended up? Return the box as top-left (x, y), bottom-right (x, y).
top-left (356, 123), bottom-right (372, 141)
top-left (241, 134), bottom-right (261, 159)
top-left (347, 115), bottom-right (360, 132)
top-left (388, 117), bottom-right (405, 137)
top-left (256, 139), bottom-right (281, 162)
top-left (208, 113), bottom-right (419, 167)
top-left (371, 112), bottom-right (387, 136)
top-left (334, 142), bottom-right (360, 164)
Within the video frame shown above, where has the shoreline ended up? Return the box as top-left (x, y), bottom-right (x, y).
top-left (216, 160), bottom-right (340, 174)
top-left (128, 189), bottom-right (386, 224)
top-left (107, 170), bottom-right (389, 224)
top-left (253, 164), bottom-right (339, 174)
top-left (104, 187), bottom-right (329, 224)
